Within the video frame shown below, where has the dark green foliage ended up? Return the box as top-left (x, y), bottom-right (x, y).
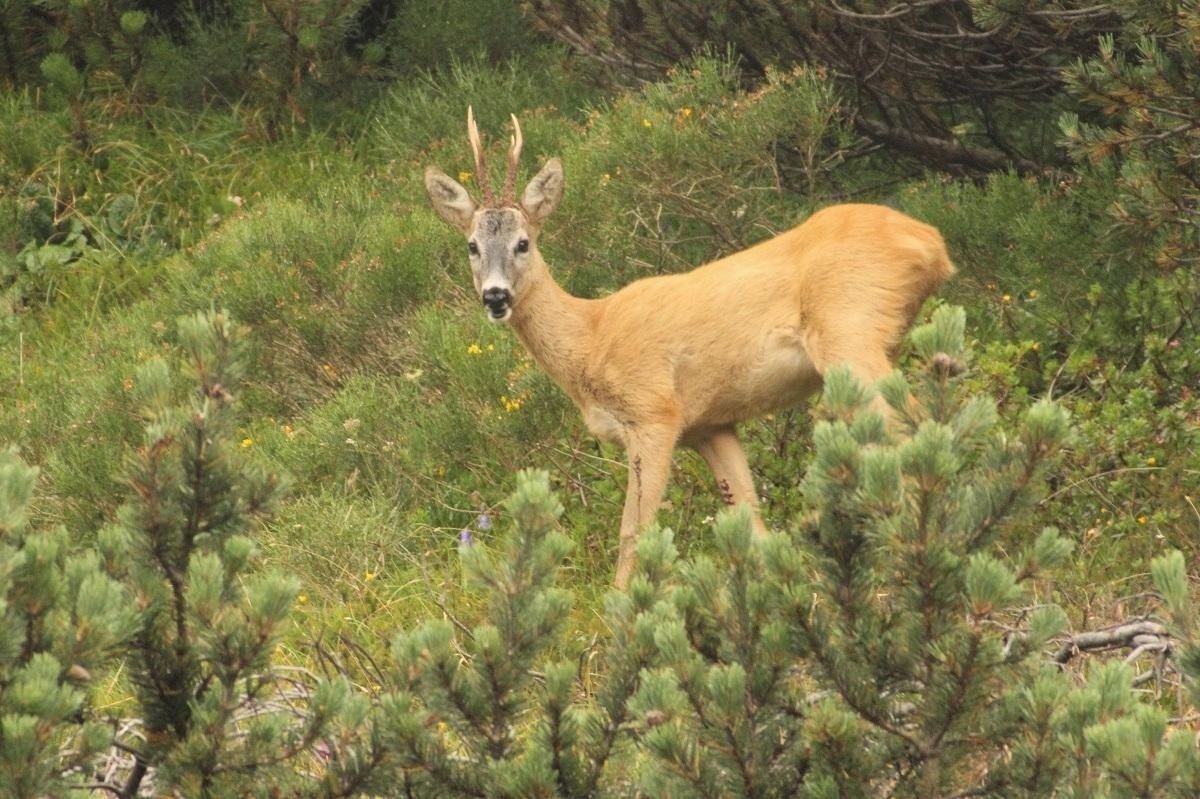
top-left (2, 0), bottom-right (555, 136)
top-left (380, 0), bottom-right (530, 73)
top-left (1061, 2), bottom-right (1200, 274)
top-left (526, 1), bottom-right (1117, 173)
top-left (1050, 5), bottom-right (1200, 569)
top-left (1055, 1), bottom-right (1200, 391)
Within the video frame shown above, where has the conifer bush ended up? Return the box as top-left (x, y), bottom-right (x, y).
top-left (346, 468), bottom-right (669, 796)
top-left (3, 306), bottom-right (1199, 796)
top-left (0, 449), bottom-right (137, 798)
top-left (626, 307), bottom-right (1077, 797)
top-left (330, 306), bottom-right (1200, 797)
top-left (94, 310), bottom-right (354, 796)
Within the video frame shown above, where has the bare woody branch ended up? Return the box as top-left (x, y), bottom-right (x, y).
top-left (1053, 619), bottom-right (1172, 665)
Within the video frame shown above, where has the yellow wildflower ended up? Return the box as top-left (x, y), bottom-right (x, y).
top-left (466, 343), bottom-right (483, 355)
top-left (1147, 456), bottom-right (1157, 466)
top-left (241, 438), bottom-right (254, 449)
top-left (459, 171), bottom-right (472, 184)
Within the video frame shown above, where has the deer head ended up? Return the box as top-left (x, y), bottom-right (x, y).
top-left (424, 108), bottom-right (564, 322)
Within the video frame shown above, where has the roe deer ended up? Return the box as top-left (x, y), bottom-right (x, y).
top-left (425, 109), bottom-right (955, 588)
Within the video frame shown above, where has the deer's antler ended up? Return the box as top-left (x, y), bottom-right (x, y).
top-left (466, 106), bottom-right (497, 206)
top-left (502, 114), bottom-right (523, 206)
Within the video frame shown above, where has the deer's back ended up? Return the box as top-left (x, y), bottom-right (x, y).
top-left (576, 204), bottom-right (954, 434)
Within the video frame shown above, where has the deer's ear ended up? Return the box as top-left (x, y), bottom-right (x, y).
top-left (425, 167), bottom-right (477, 231)
top-left (521, 158), bottom-right (564, 225)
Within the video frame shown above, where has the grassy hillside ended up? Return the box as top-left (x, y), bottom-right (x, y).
top-left (4, 48), bottom-right (1197, 629)
top-left (3, 30), bottom-right (1199, 792)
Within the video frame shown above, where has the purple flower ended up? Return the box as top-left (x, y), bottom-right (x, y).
top-left (459, 528), bottom-right (474, 546)
top-left (476, 513), bottom-right (492, 531)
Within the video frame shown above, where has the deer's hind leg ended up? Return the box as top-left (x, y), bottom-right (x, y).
top-left (805, 323), bottom-right (897, 417)
top-left (686, 426), bottom-right (768, 538)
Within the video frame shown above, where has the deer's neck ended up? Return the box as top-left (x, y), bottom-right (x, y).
top-left (508, 267), bottom-right (597, 398)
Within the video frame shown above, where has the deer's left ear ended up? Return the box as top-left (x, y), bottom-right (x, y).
top-left (521, 158), bottom-right (564, 225)
top-left (425, 167), bottom-right (477, 232)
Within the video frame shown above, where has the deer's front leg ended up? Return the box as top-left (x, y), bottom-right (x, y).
top-left (614, 424), bottom-right (678, 589)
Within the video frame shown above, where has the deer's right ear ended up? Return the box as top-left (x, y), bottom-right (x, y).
top-left (521, 158), bottom-right (564, 226)
top-left (425, 167), bottom-right (477, 232)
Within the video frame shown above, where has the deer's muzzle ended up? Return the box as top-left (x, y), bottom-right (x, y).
top-left (482, 287), bottom-right (512, 321)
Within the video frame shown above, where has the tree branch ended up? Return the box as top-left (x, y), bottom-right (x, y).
top-left (1053, 619), bottom-right (1171, 665)
top-left (853, 116), bottom-right (1049, 175)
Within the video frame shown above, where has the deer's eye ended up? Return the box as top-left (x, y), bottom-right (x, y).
top-left (468, 241), bottom-right (479, 256)
top-left (515, 238), bottom-right (529, 254)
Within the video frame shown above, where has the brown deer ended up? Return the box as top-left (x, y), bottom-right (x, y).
top-left (425, 109), bottom-right (955, 588)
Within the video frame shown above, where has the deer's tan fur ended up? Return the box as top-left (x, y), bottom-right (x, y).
top-left (425, 110), bottom-right (955, 588)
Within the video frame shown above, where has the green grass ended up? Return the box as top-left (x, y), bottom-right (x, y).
top-left (2, 49), bottom-right (1197, 669)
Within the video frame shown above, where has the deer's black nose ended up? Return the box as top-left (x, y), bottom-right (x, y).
top-left (482, 287), bottom-right (512, 320)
